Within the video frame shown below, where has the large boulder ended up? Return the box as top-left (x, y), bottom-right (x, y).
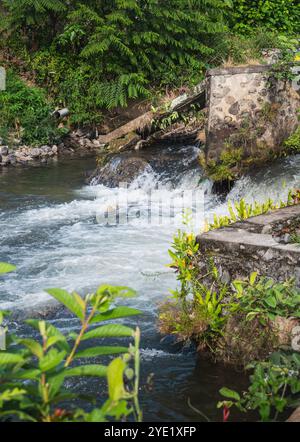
top-left (89, 155), bottom-right (151, 187)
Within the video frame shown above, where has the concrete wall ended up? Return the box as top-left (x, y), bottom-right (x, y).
top-left (205, 65), bottom-right (300, 163)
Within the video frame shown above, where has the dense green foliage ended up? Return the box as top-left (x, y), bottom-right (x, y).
top-left (284, 126), bottom-right (300, 152)
top-left (1, 0), bottom-right (229, 126)
top-left (229, 0), bottom-right (300, 34)
top-left (0, 263), bottom-right (142, 422)
top-left (0, 1), bottom-right (299, 140)
top-left (219, 352), bottom-right (300, 422)
top-left (0, 70), bottom-right (66, 145)
top-left (230, 273), bottom-right (300, 324)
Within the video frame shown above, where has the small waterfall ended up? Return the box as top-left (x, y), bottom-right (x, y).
top-left (1, 150), bottom-right (300, 311)
top-left (1, 151), bottom-right (300, 421)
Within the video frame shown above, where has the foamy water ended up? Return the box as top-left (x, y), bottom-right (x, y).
top-left (1, 152), bottom-right (300, 311)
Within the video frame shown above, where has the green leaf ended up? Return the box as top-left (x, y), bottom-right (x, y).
top-left (18, 339), bottom-right (43, 359)
top-left (0, 310), bottom-right (10, 325)
top-left (265, 296), bottom-right (277, 308)
top-left (292, 353), bottom-right (300, 366)
top-left (0, 387), bottom-right (26, 403)
top-left (96, 285), bottom-right (136, 299)
top-left (0, 263), bottom-right (16, 275)
top-left (250, 272), bottom-right (258, 286)
top-left (90, 307), bottom-right (142, 324)
top-left (107, 357), bottom-right (126, 402)
top-left (25, 321), bottom-right (70, 352)
top-left (46, 288), bottom-right (85, 320)
top-left (0, 409), bottom-right (37, 422)
top-left (8, 369), bottom-right (41, 380)
top-left (39, 349), bottom-right (66, 372)
top-left (0, 352), bottom-right (24, 365)
top-left (47, 372), bottom-right (66, 399)
top-left (46, 335), bottom-right (66, 349)
top-left (259, 403), bottom-right (271, 422)
top-left (246, 311), bottom-right (259, 321)
top-left (75, 346), bottom-right (128, 359)
top-left (65, 364), bottom-right (107, 378)
top-left (80, 408), bottom-right (106, 422)
top-left (82, 324), bottom-right (134, 341)
top-left (219, 387), bottom-right (240, 401)
top-left (103, 399), bottom-right (131, 420)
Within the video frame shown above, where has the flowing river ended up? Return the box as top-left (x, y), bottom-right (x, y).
top-left (1, 145), bottom-right (300, 421)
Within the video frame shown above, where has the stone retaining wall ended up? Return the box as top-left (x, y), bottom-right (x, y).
top-left (196, 205), bottom-right (300, 285)
top-left (205, 65), bottom-right (300, 164)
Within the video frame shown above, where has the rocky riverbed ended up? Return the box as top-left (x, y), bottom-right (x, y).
top-left (0, 131), bottom-right (103, 167)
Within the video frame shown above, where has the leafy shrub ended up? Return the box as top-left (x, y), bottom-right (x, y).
top-left (219, 352), bottom-right (300, 422)
top-left (230, 273), bottom-right (300, 324)
top-left (228, 0), bottom-right (300, 35)
top-left (158, 300), bottom-right (210, 344)
top-left (217, 314), bottom-right (278, 367)
top-left (210, 28), bottom-right (280, 66)
top-left (160, 192), bottom-right (300, 363)
top-left (207, 190), bottom-right (299, 230)
top-left (284, 126), bottom-right (300, 153)
top-left (0, 263), bottom-right (142, 422)
top-left (167, 229), bottom-right (199, 306)
top-left (217, 273), bottom-right (300, 366)
top-left (0, 70), bottom-right (65, 146)
top-left (158, 276), bottom-right (227, 350)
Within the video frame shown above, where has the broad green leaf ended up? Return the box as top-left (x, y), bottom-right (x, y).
top-left (250, 272), bottom-right (258, 286)
top-left (25, 321), bottom-right (70, 352)
top-left (18, 339), bottom-right (43, 359)
top-left (0, 410), bottom-right (37, 422)
top-left (39, 349), bottom-right (66, 372)
top-left (90, 307), bottom-right (142, 324)
top-left (0, 352), bottom-right (24, 365)
top-left (96, 285), bottom-right (136, 299)
top-left (0, 388), bottom-right (26, 403)
top-left (75, 346), bottom-right (128, 359)
top-left (39, 321), bottom-right (46, 338)
top-left (292, 353), bottom-right (300, 366)
top-left (107, 357), bottom-right (126, 402)
top-left (0, 310), bottom-right (10, 325)
top-left (73, 292), bottom-right (86, 311)
top-left (103, 399), bottom-right (131, 420)
top-left (65, 364), bottom-right (107, 378)
top-left (246, 311), bottom-right (259, 321)
top-left (259, 403), bottom-right (271, 422)
top-left (82, 409), bottom-right (106, 422)
top-left (25, 319), bottom-right (40, 330)
top-left (0, 263), bottom-right (16, 275)
top-left (82, 324), bottom-right (133, 341)
top-left (46, 288), bottom-right (84, 320)
top-left (47, 372), bottom-right (66, 399)
top-left (46, 324), bottom-right (70, 352)
top-left (46, 335), bottom-right (66, 349)
top-left (265, 296), bottom-right (277, 308)
top-left (219, 387), bottom-right (240, 401)
top-left (8, 369), bottom-right (41, 380)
